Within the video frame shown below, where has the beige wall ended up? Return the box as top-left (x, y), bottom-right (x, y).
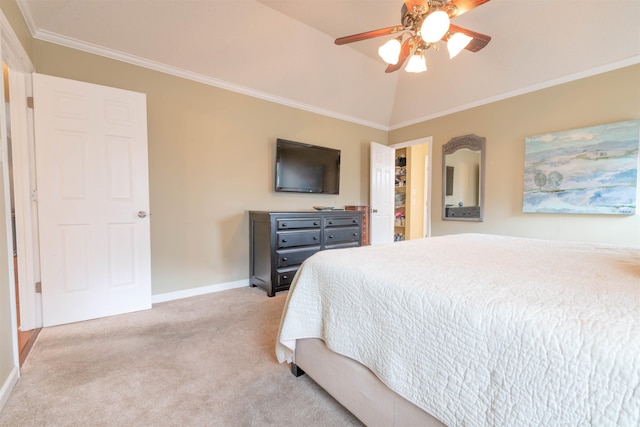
top-left (32, 40), bottom-right (387, 295)
top-left (407, 144), bottom-right (427, 239)
top-left (391, 64), bottom-right (640, 247)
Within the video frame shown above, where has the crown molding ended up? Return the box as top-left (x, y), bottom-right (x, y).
top-left (0, 8), bottom-right (34, 72)
top-left (30, 27), bottom-right (390, 131)
top-left (15, 0), bottom-right (638, 134)
top-left (389, 56), bottom-right (640, 131)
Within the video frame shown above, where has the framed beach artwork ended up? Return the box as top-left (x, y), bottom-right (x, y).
top-left (523, 119), bottom-right (640, 215)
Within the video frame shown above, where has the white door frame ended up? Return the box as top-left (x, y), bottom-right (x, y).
top-left (0, 9), bottom-right (36, 388)
top-left (424, 154), bottom-right (430, 237)
top-left (390, 136), bottom-right (433, 238)
top-left (9, 69), bottom-right (40, 331)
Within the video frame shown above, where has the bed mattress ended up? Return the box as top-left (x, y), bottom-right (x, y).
top-left (276, 233), bottom-right (640, 426)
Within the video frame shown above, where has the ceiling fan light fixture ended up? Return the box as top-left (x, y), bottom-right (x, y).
top-left (334, 0), bottom-right (491, 74)
top-left (447, 32), bottom-right (473, 58)
top-left (405, 53), bottom-right (427, 73)
top-left (378, 37), bottom-right (402, 64)
top-left (420, 10), bottom-right (450, 43)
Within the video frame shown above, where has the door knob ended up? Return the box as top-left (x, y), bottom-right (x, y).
top-left (137, 211), bottom-right (147, 218)
top-left (371, 208), bottom-right (378, 213)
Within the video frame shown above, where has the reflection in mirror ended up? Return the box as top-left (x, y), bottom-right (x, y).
top-left (442, 134), bottom-right (485, 221)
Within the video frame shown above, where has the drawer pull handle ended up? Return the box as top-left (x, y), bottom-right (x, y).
top-left (313, 236), bottom-right (318, 240)
top-left (329, 235), bottom-right (334, 238)
top-left (282, 223), bottom-right (287, 227)
top-left (282, 275), bottom-right (288, 280)
top-left (314, 222), bottom-right (319, 226)
top-left (282, 239), bottom-right (288, 243)
top-left (353, 233), bottom-right (358, 236)
top-left (282, 257), bottom-right (288, 261)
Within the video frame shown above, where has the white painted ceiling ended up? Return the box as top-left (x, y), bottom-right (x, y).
top-left (16, 0), bottom-right (640, 130)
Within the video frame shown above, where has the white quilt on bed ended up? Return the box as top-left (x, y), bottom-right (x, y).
top-left (276, 233), bottom-right (640, 427)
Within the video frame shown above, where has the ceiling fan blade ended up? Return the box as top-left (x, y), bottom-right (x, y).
top-left (335, 26), bottom-right (405, 45)
top-left (448, 0), bottom-right (490, 18)
top-left (448, 24), bottom-right (491, 52)
top-left (385, 37), bottom-right (414, 73)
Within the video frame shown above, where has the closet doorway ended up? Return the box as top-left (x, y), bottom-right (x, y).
top-left (391, 137), bottom-right (432, 241)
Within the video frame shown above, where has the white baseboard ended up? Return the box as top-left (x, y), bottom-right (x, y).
top-left (0, 366), bottom-right (19, 412)
top-left (151, 279), bottom-right (249, 304)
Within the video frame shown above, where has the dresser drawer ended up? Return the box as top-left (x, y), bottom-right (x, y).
top-left (276, 247), bottom-right (320, 267)
top-left (324, 216), bottom-right (360, 228)
top-left (324, 241), bottom-right (360, 250)
top-left (324, 226), bottom-right (360, 245)
top-left (277, 230), bottom-right (321, 248)
top-left (276, 267), bottom-right (299, 286)
top-left (277, 218), bottom-right (321, 230)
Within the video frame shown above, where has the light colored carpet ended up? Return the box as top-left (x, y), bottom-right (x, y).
top-left (0, 287), bottom-right (362, 426)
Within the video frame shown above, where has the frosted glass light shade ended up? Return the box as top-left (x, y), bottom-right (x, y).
top-left (421, 11), bottom-right (450, 43)
top-left (405, 54), bottom-right (427, 73)
top-left (448, 32), bottom-right (473, 58)
top-left (378, 38), bottom-right (402, 64)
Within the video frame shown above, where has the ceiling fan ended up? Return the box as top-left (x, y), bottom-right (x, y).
top-left (335, 0), bottom-right (492, 73)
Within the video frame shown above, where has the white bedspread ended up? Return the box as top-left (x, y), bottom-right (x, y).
top-left (276, 233), bottom-right (640, 427)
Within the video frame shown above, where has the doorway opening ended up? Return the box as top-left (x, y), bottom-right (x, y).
top-left (391, 138), bottom-right (432, 242)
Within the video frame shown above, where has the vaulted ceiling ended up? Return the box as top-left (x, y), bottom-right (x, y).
top-left (16, 0), bottom-right (640, 130)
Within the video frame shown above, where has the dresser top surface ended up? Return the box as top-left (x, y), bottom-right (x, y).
top-left (249, 210), bottom-right (363, 215)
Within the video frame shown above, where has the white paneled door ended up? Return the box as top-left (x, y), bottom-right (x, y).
top-left (33, 73), bottom-right (151, 327)
top-left (369, 142), bottom-right (395, 245)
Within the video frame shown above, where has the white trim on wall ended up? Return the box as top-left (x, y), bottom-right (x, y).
top-left (0, 10), bottom-right (34, 73)
top-left (1, 7), bottom-right (39, 337)
top-left (0, 7), bottom-right (38, 388)
top-left (151, 279), bottom-right (249, 304)
top-left (17, 0), bottom-right (388, 130)
top-left (13, 0), bottom-right (640, 132)
top-left (8, 69), bottom-right (40, 332)
top-left (18, 22), bottom-right (388, 132)
top-left (389, 56), bottom-right (640, 131)
top-left (0, 366), bottom-right (19, 411)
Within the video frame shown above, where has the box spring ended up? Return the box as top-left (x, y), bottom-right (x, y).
top-left (294, 338), bottom-right (446, 427)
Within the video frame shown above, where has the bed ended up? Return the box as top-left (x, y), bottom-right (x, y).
top-left (275, 233), bottom-right (640, 427)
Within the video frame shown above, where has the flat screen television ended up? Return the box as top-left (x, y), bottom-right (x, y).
top-left (275, 139), bottom-right (340, 194)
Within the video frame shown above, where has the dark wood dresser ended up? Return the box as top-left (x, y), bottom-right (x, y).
top-left (249, 210), bottom-right (363, 296)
